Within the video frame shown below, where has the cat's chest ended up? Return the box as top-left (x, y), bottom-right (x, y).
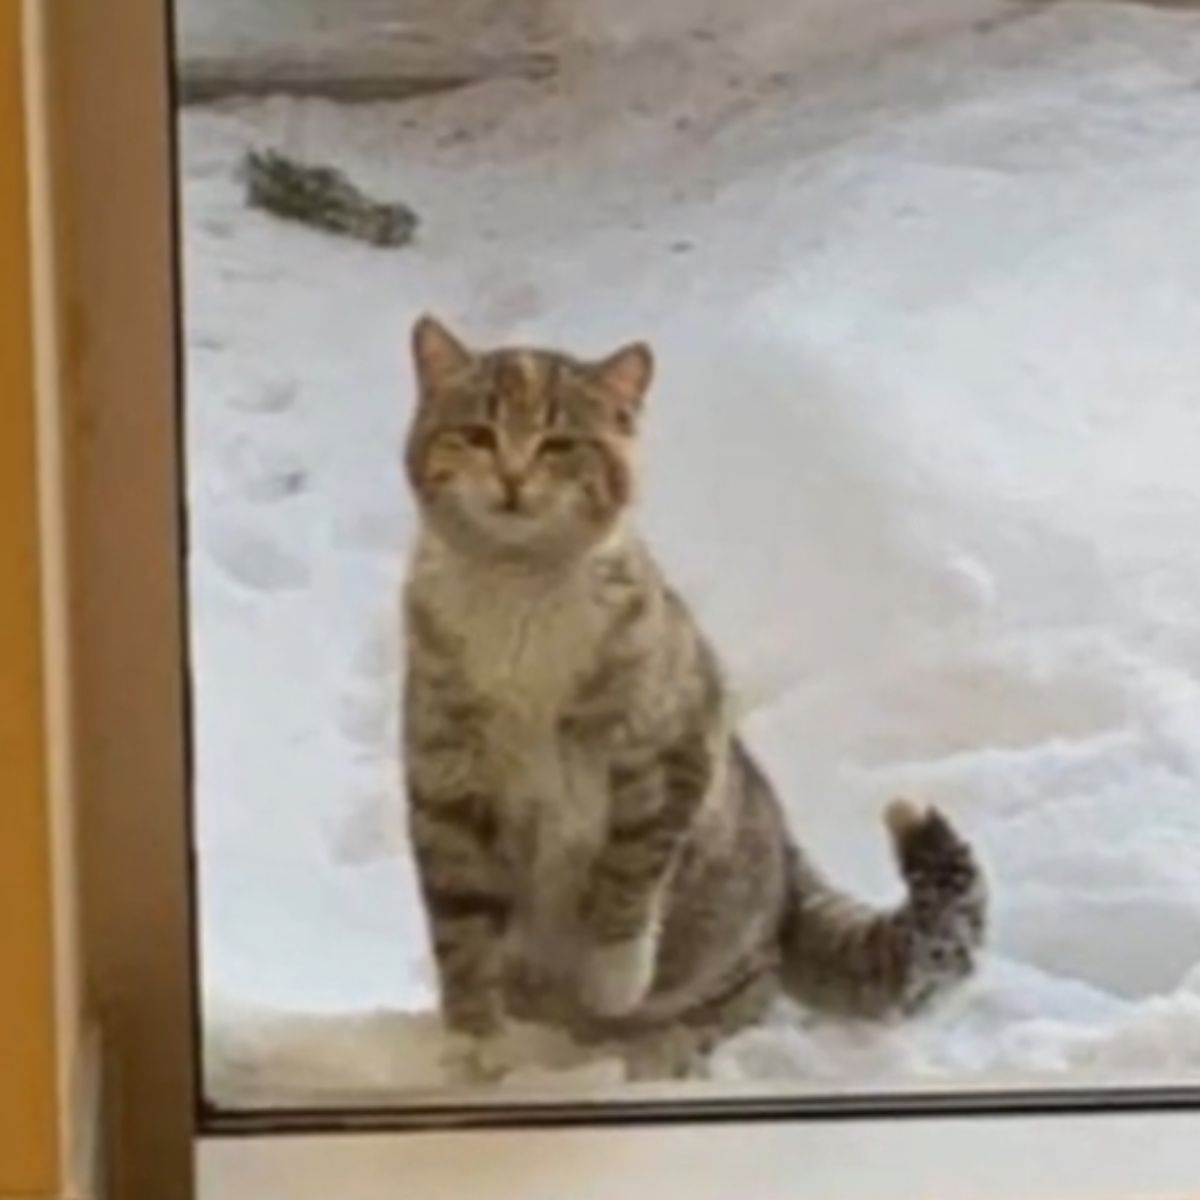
top-left (446, 578), bottom-right (601, 725)
top-left (451, 585), bottom-right (611, 852)
top-left (411, 561), bottom-right (619, 846)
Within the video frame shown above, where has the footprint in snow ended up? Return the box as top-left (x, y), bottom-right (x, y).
top-left (228, 374), bottom-right (298, 415)
top-left (203, 519), bottom-right (309, 592)
top-left (219, 434), bottom-right (309, 503)
top-left (332, 508), bottom-right (405, 556)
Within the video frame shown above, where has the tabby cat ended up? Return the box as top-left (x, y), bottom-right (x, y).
top-left (401, 316), bottom-right (986, 1080)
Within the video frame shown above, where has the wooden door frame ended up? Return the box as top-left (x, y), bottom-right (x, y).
top-left (28, 0), bottom-right (198, 1196)
top-left (1, 3), bottom-right (61, 1190)
top-left (23, 2), bottom-right (1200, 1198)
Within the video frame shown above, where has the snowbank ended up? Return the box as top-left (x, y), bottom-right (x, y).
top-left (180, 0), bottom-right (1200, 1105)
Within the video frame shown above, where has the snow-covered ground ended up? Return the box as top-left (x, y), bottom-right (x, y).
top-left (180, 0), bottom-right (1200, 1106)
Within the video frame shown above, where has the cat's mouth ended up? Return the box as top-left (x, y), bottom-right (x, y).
top-left (491, 486), bottom-right (537, 519)
top-left (491, 500), bottom-right (534, 519)
top-left (477, 498), bottom-right (544, 540)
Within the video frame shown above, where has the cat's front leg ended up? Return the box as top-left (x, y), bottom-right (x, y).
top-left (408, 784), bottom-right (509, 1029)
top-left (579, 927), bottom-right (661, 1021)
top-left (405, 664), bottom-right (515, 1062)
top-left (405, 663), bottom-right (513, 1051)
top-left (409, 785), bottom-right (524, 1083)
top-left (579, 734), bottom-right (713, 1018)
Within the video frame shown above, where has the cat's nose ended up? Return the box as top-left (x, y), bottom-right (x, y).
top-left (498, 473), bottom-right (523, 512)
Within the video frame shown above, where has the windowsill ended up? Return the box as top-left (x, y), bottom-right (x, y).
top-left (199, 1110), bottom-right (1200, 1200)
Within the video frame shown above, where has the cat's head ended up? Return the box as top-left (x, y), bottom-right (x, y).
top-left (405, 315), bottom-right (653, 563)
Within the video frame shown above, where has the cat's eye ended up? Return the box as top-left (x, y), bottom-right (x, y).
top-left (538, 435), bottom-right (576, 457)
top-left (459, 425), bottom-right (496, 450)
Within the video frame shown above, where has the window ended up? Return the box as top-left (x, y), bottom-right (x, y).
top-left (46, 0), bottom-right (1200, 1193)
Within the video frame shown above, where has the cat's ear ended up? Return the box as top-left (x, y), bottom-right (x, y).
top-left (411, 314), bottom-right (472, 388)
top-left (594, 341), bottom-right (654, 412)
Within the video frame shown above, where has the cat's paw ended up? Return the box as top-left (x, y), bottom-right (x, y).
top-left (579, 933), bottom-right (658, 1019)
top-left (440, 1029), bottom-right (516, 1084)
top-left (618, 1025), bottom-right (708, 1082)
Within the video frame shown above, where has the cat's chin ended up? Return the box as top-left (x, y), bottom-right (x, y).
top-left (470, 518), bottom-right (565, 559)
top-left (449, 511), bottom-right (605, 563)
top-left (476, 507), bottom-right (543, 538)
top-left (422, 500), bottom-right (627, 570)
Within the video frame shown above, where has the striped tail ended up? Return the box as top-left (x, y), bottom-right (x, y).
top-left (780, 799), bottom-right (986, 1018)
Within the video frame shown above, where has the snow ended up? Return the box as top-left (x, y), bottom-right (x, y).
top-left (180, 0), bottom-right (1200, 1106)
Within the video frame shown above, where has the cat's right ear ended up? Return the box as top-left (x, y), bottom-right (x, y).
top-left (411, 314), bottom-right (472, 389)
top-left (594, 341), bottom-right (654, 412)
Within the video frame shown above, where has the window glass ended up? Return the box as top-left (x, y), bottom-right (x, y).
top-left (174, 0), bottom-right (1200, 1119)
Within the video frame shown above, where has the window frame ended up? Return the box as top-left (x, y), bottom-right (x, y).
top-left (35, 0), bottom-right (198, 1195)
top-left (43, 0), bottom-right (1200, 1195)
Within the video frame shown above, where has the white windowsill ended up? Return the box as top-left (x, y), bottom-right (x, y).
top-left (199, 1110), bottom-right (1200, 1200)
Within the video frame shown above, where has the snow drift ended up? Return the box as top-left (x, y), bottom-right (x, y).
top-left (178, 0), bottom-right (1200, 1105)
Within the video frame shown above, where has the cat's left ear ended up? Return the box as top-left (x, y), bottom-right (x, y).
top-left (411, 314), bottom-right (472, 389)
top-left (594, 342), bottom-right (654, 414)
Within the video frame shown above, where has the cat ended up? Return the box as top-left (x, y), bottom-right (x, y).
top-left (401, 315), bottom-right (987, 1081)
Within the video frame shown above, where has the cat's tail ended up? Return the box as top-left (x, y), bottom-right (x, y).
top-left (779, 799), bottom-right (986, 1018)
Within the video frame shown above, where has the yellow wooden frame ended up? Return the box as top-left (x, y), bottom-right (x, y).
top-left (1, 4), bottom-right (61, 1190)
top-left (15, 3), bottom-right (1200, 1198)
top-left (20, 1), bottom-right (197, 1197)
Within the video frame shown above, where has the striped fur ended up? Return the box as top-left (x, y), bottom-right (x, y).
top-left (402, 317), bottom-right (987, 1079)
